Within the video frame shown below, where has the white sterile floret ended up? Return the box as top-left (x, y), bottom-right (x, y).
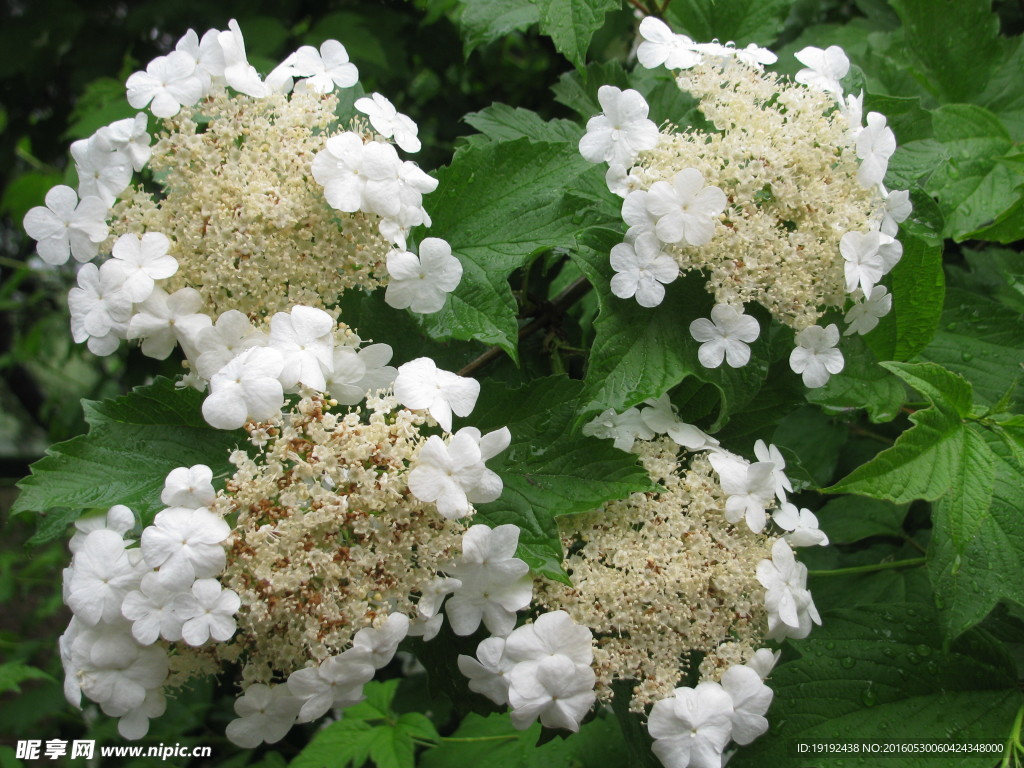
top-left (288, 40), bottom-right (359, 94)
top-left (225, 683), bottom-right (302, 748)
top-left (140, 507), bottom-right (231, 586)
top-left (175, 28), bottom-right (226, 94)
top-left (840, 230), bottom-right (896, 294)
top-left (352, 613), bottom-right (410, 669)
top-left (109, 232), bottom-right (178, 303)
top-left (117, 689), bottom-right (166, 740)
top-left (639, 394), bottom-right (719, 451)
top-left (325, 344), bottom-right (397, 404)
top-left (68, 261), bottom-right (133, 356)
top-left (582, 406), bottom-right (654, 452)
top-left (203, 347), bottom-right (285, 430)
top-left (605, 164), bottom-right (647, 197)
top-left (312, 132), bottom-right (367, 212)
top-left (734, 42), bottom-right (778, 69)
top-left (720, 664), bottom-right (773, 746)
top-left (172, 578), bottom-right (241, 646)
top-left (67, 529), bottom-right (144, 625)
top-left (757, 538), bottom-right (821, 640)
top-left (753, 439), bottom-right (792, 502)
top-left (127, 287), bottom-right (211, 360)
top-left (645, 168), bottom-right (727, 246)
top-left (579, 85), bottom-right (659, 167)
top-left (70, 137), bottom-right (132, 207)
top-left (385, 237), bottom-right (463, 313)
top-left (161, 464), bottom-right (216, 509)
top-left (610, 232), bottom-right (679, 307)
top-left (194, 310), bottom-right (268, 379)
top-left (94, 113), bottom-right (152, 171)
top-left (794, 45), bottom-right (850, 97)
top-left (856, 112), bottom-right (897, 188)
top-left (636, 17), bottom-right (702, 70)
top-left (790, 324), bottom-right (844, 389)
top-left (23, 185), bottom-right (108, 265)
top-left (458, 636), bottom-right (514, 705)
top-left (356, 141), bottom-right (405, 217)
top-left (409, 428), bottom-right (506, 520)
top-left (879, 189), bottom-right (912, 236)
top-left (445, 524), bottom-right (532, 637)
top-left (69, 504), bottom-right (135, 554)
top-left (746, 648), bottom-right (781, 680)
top-left (647, 682), bottom-right (734, 768)
top-left (287, 647), bottom-right (376, 723)
top-left (507, 654), bottom-right (597, 732)
top-left (356, 92), bottom-right (421, 153)
top-left (121, 572), bottom-right (188, 645)
top-left (689, 304), bottom-right (760, 369)
top-left (268, 306), bottom-right (335, 391)
top-left (126, 50), bottom-right (204, 118)
top-left (622, 189), bottom-right (660, 239)
top-left (218, 20), bottom-right (268, 98)
top-left (70, 624), bottom-right (168, 717)
top-left (708, 451), bottom-right (776, 534)
top-left (393, 357), bottom-right (480, 432)
top-left (504, 610), bottom-right (594, 668)
top-left (773, 503), bottom-right (829, 547)
top-left (844, 285), bottom-right (891, 336)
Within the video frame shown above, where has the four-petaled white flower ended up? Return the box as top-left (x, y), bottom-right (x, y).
top-left (70, 623), bottom-right (169, 717)
top-left (121, 572), bottom-right (188, 645)
top-left (639, 394), bottom-right (719, 451)
top-left (68, 261), bottom-right (133, 356)
top-left (720, 665), bottom-right (773, 746)
top-left (172, 578), bottom-right (241, 646)
top-left (458, 636), bottom-right (515, 705)
top-left (582, 406), bottom-right (654, 452)
top-left (71, 137), bottom-right (132, 207)
top-left (287, 647), bottom-right (376, 723)
top-left (507, 654), bottom-right (597, 732)
top-left (409, 428), bottom-right (506, 519)
top-left (840, 230), bottom-right (890, 294)
top-left (504, 610), bottom-right (594, 668)
top-left (757, 538), bottom-right (821, 640)
top-left (636, 17), bottom-right (702, 70)
top-left (689, 304), bottom-right (760, 369)
top-left (856, 112), bottom-right (896, 188)
top-left (126, 50), bottom-right (204, 118)
top-left (844, 285), bottom-right (892, 336)
top-left (109, 232), bottom-right (178, 303)
top-left (753, 439), bottom-right (792, 502)
top-left (773, 503), bottom-right (829, 547)
top-left (385, 238), bottom-right (463, 314)
top-left (394, 357), bottom-right (480, 432)
top-left (218, 20), bottom-right (268, 98)
top-left (67, 529), bottom-right (144, 625)
top-left (645, 168), bottom-right (727, 246)
top-left (141, 507), bottom-right (231, 586)
top-left (202, 347), bottom-right (286, 430)
top-left (794, 45), bottom-right (850, 96)
top-left (708, 451), bottom-right (777, 533)
top-left (225, 683), bottom-right (302, 748)
top-left (352, 613), bottom-right (410, 669)
top-left (605, 164), bottom-right (648, 198)
top-left (268, 306), bottom-right (335, 391)
top-left (175, 28), bottom-right (226, 95)
top-left (312, 132), bottom-right (368, 212)
top-left (324, 344), bottom-right (397, 405)
top-left (579, 85), bottom-right (659, 167)
top-left (69, 504), bottom-right (135, 554)
top-left (94, 114), bottom-right (152, 171)
top-left (879, 188), bottom-right (912, 236)
top-left (790, 324), bottom-right (844, 388)
top-left (734, 43), bottom-right (778, 69)
top-left (288, 40), bottom-right (359, 94)
top-left (356, 92), bottom-right (421, 153)
top-left (647, 682), bottom-right (735, 768)
top-left (610, 232), bottom-right (679, 307)
top-left (23, 185), bottom-right (108, 265)
top-left (127, 287), bottom-right (211, 361)
top-left (161, 464), bottom-right (216, 509)
top-left (194, 309), bottom-right (268, 380)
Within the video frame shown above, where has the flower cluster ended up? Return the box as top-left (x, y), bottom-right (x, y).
top-left (24, 20), bottom-right (463, 412)
top-left (579, 18), bottom-right (912, 389)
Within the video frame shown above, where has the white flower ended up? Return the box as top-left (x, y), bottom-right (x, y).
top-left (622, 189), bottom-right (660, 239)
top-left (708, 452), bottom-right (776, 533)
top-left (121, 572), bottom-right (188, 645)
top-left (225, 683), bottom-right (301, 748)
top-left (352, 613), bottom-right (410, 669)
top-left (94, 113), bottom-right (152, 171)
top-left (844, 285), bottom-right (892, 335)
top-left (218, 20), bottom-right (268, 98)
top-left (70, 624), bottom-right (168, 716)
top-left (794, 45), bottom-right (849, 96)
top-left (879, 188), bottom-right (912, 236)
top-left (790, 324), bottom-right (844, 389)
top-left (645, 168), bottom-right (727, 246)
top-left (356, 92), bottom-right (421, 153)
top-left (689, 304), bottom-right (760, 369)
top-left (284, 40), bottom-right (358, 94)
top-left (503, 610), bottom-right (593, 668)
top-left (203, 347), bottom-right (285, 430)
top-left (773, 503), bottom-right (829, 547)
top-left (325, 344), bottom-right (397, 404)
top-left (23, 185), bottom-right (108, 265)
top-left (639, 394), bottom-right (718, 451)
top-left (409, 428), bottom-right (506, 519)
top-left (581, 406), bottom-right (654, 452)
top-left (194, 310), bottom-right (268, 379)
top-left (312, 132), bottom-right (367, 212)
top-left (856, 112), bottom-right (896, 188)
top-left (507, 654), bottom-right (596, 732)
top-left (109, 232), bottom-right (177, 303)
top-left (393, 357), bottom-right (480, 432)
top-left (172, 578), bottom-right (241, 646)
top-left (140, 507), bottom-right (231, 586)
top-left (720, 665), bottom-right (773, 746)
top-left (385, 238), bottom-right (463, 314)
top-left (68, 261), bottom-right (132, 356)
top-left (458, 636), bottom-right (514, 705)
top-left (840, 230), bottom-right (894, 294)
top-left (126, 51), bottom-right (204, 118)
top-left (605, 164), bottom-right (647, 198)
top-left (757, 538), bottom-right (821, 640)
top-left (287, 647), bottom-right (376, 723)
top-left (746, 648), bottom-right (781, 680)
top-left (67, 529), bottom-right (143, 625)
top-left (578, 85), bottom-right (659, 166)
top-left (70, 137), bottom-right (132, 207)
top-left (355, 141), bottom-right (405, 218)
top-left (117, 689), bottom-right (166, 740)
top-left (753, 439), bottom-right (792, 502)
top-left (268, 306), bottom-right (335, 391)
top-left (175, 28), bottom-right (226, 94)
top-left (126, 287), bottom-right (211, 361)
top-left (610, 232), bottom-right (679, 308)
top-left (648, 682), bottom-right (734, 768)
top-left (840, 91), bottom-right (864, 137)
top-left (636, 17), bottom-right (702, 70)
top-left (69, 504), bottom-right (135, 554)
top-left (734, 43), bottom-right (778, 69)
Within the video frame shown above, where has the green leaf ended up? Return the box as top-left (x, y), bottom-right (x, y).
top-left (462, 103), bottom-right (581, 146)
top-left (456, 0), bottom-right (539, 56)
top-left (420, 712), bottom-right (573, 768)
top-left (12, 377), bottom-right (246, 523)
top-left (816, 496), bottom-right (910, 544)
top-left (730, 603), bottom-right (1020, 768)
top-left (930, 428), bottom-right (1024, 637)
top-left (572, 228), bottom-right (769, 429)
top-left (533, 0), bottom-right (620, 69)
top-left (420, 139), bottom-right (597, 361)
top-left (551, 60), bottom-right (628, 120)
top-left (826, 362), bottom-right (984, 502)
top-left (665, 0), bottom-right (794, 45)
top-left (469, 376), bottom-right (657, 582)
top-left (0, 663), bottom-right (52, 695)
top-left (805, 335), bottom-right (904, 423)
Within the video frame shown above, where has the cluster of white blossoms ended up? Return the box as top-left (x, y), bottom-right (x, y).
top-left (579, 17), bottom-right (912, 388)
top-left (23, 20), bottom-right (465, 423)
top-left (59, 365), bottom-right (526, 745)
